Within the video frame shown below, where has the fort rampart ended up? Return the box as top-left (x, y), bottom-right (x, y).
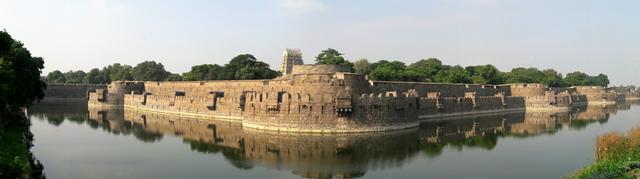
top-left (79, 64), bottom-right (625, 133)
top-left (43, 83), bottom-right (107, 101)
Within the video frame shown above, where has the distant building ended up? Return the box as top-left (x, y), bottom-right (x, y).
top-left (280, 48), bottom-right (303, 76)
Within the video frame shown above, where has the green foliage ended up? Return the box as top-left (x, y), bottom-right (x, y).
top-left (45, 63), bottom-right (133, 84)
top-left (466, 64), bottom-right (504, 84)
top-left (367, 60), bottom-right (425, 81)
top-left (182, 54), bottom-right (277, 81)
top-left (362, 57), bottom-right (609, 87)
top-left (572, 128), bottom-right (640, 178)
top-left (63, 70), bottom-right (86, 84)
top-left (564, 72), bottom-right (610, 87)
top-left (434, 65), bottom-right (472, 83)
top-left (315, 48), bottom-right (354, 71)
top-left (225, 54), bottom-right (278, 80)
top-left (408, 58), bottom-right (442, 81)
top-left (45, 70), bottom-right (66, 83)
top-left (165, 73), bottom-right (183, 81)
top-left (132, 61), bottom-right (170, 81)
top-left (591, 74), bottom-right (610, 87)
top-left (353, 58), bottom-right (370, 74)
top-left (83, 68), bottom-right (109, 84)
top-left (0, 32), bottom-right (46, 175)
top-left (0, 124), bottom-right (32, 177)
top-left (564, 71), bottom-right (590, 86)
top-left (505, 67), bottom-right (545, 84)
top-left (0, 31), bottom-right (46, 110)
top-left (541, 69), bottom-right (565, 87)
top-left (104, 63), bottom-right (133, 81)
top-left (182, 64), bottom-right (224, 81)
top-left (368, 61), bottom-right (408, 81)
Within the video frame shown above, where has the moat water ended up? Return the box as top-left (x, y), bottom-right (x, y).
top-left (27, 101), bottom-right (640, 179)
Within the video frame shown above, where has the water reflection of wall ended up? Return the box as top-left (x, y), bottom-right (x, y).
top-left (243, 129), bottom-right (419, 178)
top-left (27, 101), bottom-right (637, 179)
top-left (417, 103), bottom-right (632, 157)
top-left (28, 100), bottom-right (88, 127)
top-left (120, 108), bottom-right (420, 179)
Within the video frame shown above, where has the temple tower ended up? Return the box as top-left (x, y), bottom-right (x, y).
top-left (280, 48), bottom-right (303, 76)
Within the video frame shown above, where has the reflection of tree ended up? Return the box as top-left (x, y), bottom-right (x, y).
top-left (420, 132), bottom-right (500, 158)
top-left (292, 170), bottom-right (365, 179)
top-left (45, 115), bottom-right (65, 126)
top-left (66, 115), bottom-right (87, 124)
top-left (421, 143), bottom-right (445, 158)
top-left (27, 101), bottom-right (639, 178)
top-left (569, 118), bottom-right (608, 130)
top-left (37, 113), bottom-right (87, 127)
top-left (132, 128), bottom-right (163, 143)
top-left (454, 133), bottom-right (499, 150)
top-left (183, 139), bottom-right (253, 170)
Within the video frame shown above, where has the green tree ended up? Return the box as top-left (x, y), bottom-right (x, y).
top-left (45, 70), bottom-right (66, 83)
top-left (353, 58), bottom-right (370, 74)
top-left (434, 65), bottom-right (471, 83)
top-left (106, 63), bottom-right (133, 81)
top-left (83, 68), bottom-right (108, 84)
top-left (466, 64), bottom-right (503, 84)
top-left (367, 60), bottom-right (425, 81)
top-left (541, 69), bottom-right (565, 87)
top-left (408, 58), bottom-right (442, 81)
top-left (505, 67), bottom-right (545, 84)
top-left (314, 48), bottom-right (354, 71)
top-left (590, 74), bottom-right (610, 87)
top-left (132, 61), bottom-right (170, 81)
top-left (165, 73), bottom-right (183, 81)
top-left (368, 61), bottom-right (408, 81)
top-left (564, 71), bottom-right (590, 86)
top-left (0, 30), bottom-right (46, 112)
top-left (183, 64), bottom-right (224, 81)
top-left (63, 70), bottom-right (86, 84)
top-left (223, 54), bottom-right (278, 80)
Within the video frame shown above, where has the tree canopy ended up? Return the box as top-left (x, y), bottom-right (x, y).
top-left (45, 70), bottom-right (66, 83)
top-left (359, 57), bottom-right (610, 87)
top-left (408, 58), bottom-right (442, 80)
top-left (223, 54), bottom-right (278, 80)
top-left (182, 64), bottom-right (224, 81)
top-left (0, 31), bottom-right (46, 111)
top-left (44, 53), bottom-right (279, 83)
top-left (42, 47), bottom-right (612, 87)
top-left (315, 48), bottom-right (354, 71)
top-left (353, 58), bottom-right (369, 74)
top-left (132, 61), bottom-right (170, 81)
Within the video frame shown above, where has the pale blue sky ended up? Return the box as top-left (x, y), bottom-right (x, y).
top-left (1, 0), bottom-right (638, 85)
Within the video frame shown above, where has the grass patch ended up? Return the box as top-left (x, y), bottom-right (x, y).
top-left (572, 127), bottom-right (640, 178)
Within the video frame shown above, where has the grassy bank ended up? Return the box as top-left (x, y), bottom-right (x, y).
top-left (0, 113), bottom-right (45, 178)
top-left (572, 127), bottom-right (640, 178)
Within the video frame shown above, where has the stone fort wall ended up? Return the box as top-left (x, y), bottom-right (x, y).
top-left (291, 64), bottom-right (352, 75)
top-left (44, 83), bottom-right (107, 100)
top-left (86, 65), bottom-right (626, 133)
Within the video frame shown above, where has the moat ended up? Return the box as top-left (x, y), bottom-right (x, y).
top-left (27, 100), bottom-right (640, 178)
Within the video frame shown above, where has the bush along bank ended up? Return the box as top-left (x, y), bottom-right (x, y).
top-left (572, 127), bottom-right (640, 178)
top-left (0, 111), bottom-right (45, 179)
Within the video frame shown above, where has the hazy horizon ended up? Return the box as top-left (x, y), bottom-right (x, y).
top-left (1, 0), bottom-right (638, 85)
